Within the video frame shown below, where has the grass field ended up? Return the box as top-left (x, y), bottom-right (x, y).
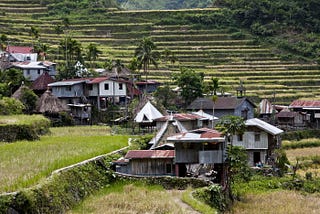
top-left (0, 126), bottom-right (129, 193)
top-left (69, 182), bottom-right (188, 214)
top-left (228, 190), bottom-right (320, 214)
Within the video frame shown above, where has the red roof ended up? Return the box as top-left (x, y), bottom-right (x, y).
top-left (155, 113), bottom-right (204, 122)
top-left (6, 46), bottom-right (33, 54)
top-left (125, 150), bottom-right (175, 159)
top-left (289, 100), bottom-right (320, 108)
top-left (87, 77), bottom-right (108, 84)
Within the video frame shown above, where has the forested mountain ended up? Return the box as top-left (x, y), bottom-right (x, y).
top-left (116, 0), bottom-right (213, 10)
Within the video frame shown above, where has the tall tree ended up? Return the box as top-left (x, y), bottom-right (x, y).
top-left (173, 67), bottom-right (203, 107)
top-left (134, 37), bottom-right (160, 82)
top-left (86, 43), bottom-right (102, 69)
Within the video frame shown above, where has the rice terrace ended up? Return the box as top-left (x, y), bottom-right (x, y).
top-left (1, 0), bottom-right (320, 213)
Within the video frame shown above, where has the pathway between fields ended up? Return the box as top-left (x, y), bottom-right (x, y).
top-left (168, 190), bottom-right (201, 214)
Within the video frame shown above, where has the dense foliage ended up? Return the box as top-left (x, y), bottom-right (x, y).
top-left (215, 0), bottom-right (320, 61)
top-left (117, 0), bottom-right (213, 10)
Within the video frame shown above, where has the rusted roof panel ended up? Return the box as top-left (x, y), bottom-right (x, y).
top-left (125, 150), bottom-right (175, 159)
top-left (155, 113), bottom-right (204, 122)
top-left (290, 100), bottom-right (320, 108)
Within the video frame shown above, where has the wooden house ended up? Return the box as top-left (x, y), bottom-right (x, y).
top-left (232, 118), bottom-right (283, 166)
top-left (187, 96), bottom-right (256, 120)
top-left (289, 99), bottom-right (319, 128)
top-left (117, 150), bottom-right (175, 176)
top-left (136, 80), bottom-right (161, 93)
top-left (48, 79), bottom-right (87, 106)
top-left (276, 108), bottom-right (309, 129)
top-left (257, 98), bottom-right (276, 123)
top-left (31, 71), bottom-right (55, 96)
top-left (167, 128), bottom-right (226, 183)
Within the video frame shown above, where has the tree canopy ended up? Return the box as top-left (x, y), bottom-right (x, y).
top-left (173, 67), bottom-right (204, 107)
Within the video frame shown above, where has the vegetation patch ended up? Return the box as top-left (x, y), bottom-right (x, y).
top-left (0, 126), bottom-right (129, 192)
top-left (0, 115), bottom-right (50, 142)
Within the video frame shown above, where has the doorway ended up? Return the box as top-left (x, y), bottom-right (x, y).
top-left (253, 152), bottom-right (261, 165)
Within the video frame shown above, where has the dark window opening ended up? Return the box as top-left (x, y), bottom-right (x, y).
top-left (166, 164), bottom-right (172, 174)
top-left (254, 152), bottom-right (261, 164)
top-left (104, 83), bottom-right (109, 90)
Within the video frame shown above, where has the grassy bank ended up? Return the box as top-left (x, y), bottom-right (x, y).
top-left (0, 126), bottom-right (129, 193)
top-left (70, 181), bottom-right (193, 214)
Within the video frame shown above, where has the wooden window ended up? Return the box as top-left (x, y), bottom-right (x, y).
top-left (255, 132), bottom-right (260, 142)
top-left (66, 86), bottom-right (72, 91)
top-left (119, 83), bottom-right (123, 90)
top-left (237, 134), bottom-right (243, 141)
top-left (104, 83), bottom-right (109, 90)
top-left (87, 84), bottom-right (93, 91)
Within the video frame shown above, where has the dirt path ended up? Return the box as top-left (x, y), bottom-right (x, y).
top-left (168, 190), bottom-right (201, 214)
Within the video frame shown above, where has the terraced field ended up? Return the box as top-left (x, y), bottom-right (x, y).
top-left (1, 1), bottom-right (320, 104)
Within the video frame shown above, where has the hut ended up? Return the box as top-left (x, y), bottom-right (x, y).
top-left (36, 90), bottom-right (68, 114)
top-left (31, 71), bottom-right (55, 96)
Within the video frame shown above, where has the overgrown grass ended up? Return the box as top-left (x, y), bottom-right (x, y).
top-left (0, 126), bottom-right (129, 193)
top-left (181, 187), bottom-right (217, 214)
top-left (0, 114), bottom-right (48, 126)
top-left (282, 138), bottom-right (320, 149)
top-left (227, 190), bottom-right (320, 214)
top-left (69, 181), bottom-right (187, 214)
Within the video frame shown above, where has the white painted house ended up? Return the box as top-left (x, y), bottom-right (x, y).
top-left (232, 118), bottom-right (283, 166)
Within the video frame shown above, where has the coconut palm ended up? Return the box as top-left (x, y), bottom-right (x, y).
top-left (134, 37), bottom-right (160, 82)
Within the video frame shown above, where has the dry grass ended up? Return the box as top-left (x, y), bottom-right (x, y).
top-left (69, 184), bottom-right (190, 214)
top-left (285, 147), bottom-right (320, 178)
top-left (285, 147), bottom-right (320, 163)
top-left (228, 190), bottom-right (320, 214)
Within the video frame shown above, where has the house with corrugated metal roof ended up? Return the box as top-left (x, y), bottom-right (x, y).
top-left (187, 96), bottom-right (256, 120)
top-left (167, 128), bottom-right (226, 183)
top-left (232, 118), bottom-right (283, 166)
top-left (116, 150), bottom-right (175, 176)
top-left (289, 99), bottom-right (320, 128)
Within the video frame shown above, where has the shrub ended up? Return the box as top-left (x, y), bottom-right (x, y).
top-left (193, 184), bottom-right (228, 212)
top-left (0, 97), bottom-right (25, 115)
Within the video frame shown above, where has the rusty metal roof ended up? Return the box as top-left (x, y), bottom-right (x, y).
top-left (290, 100), bottom-right (320, 108)
top-left (187, 97), bottom-right (256, 110)
top-left (125, 150), bottom-right (175, 159)
top-left (155, 113), bottom-right (205, 122)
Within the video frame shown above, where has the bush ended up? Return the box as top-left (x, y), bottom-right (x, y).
top-left (193, 184), bottom-right (228, 212)
top-left (0, 97), bottom-right (25, 115)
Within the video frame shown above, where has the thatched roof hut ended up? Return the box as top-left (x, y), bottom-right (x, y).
top-left (11, 84), bottom-right (30, 99)
top-left (36, 90), bottom-right (68, 113)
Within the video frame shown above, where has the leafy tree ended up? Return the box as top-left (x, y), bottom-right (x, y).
top-left (0, 34), bottom-right (8, 50)
top-left (153, 84), bottom-right (177, 110)
top-left (173, 67), bottom-right (203, 107)
top-left (128, 57), bottom-right (139, 74)
top-left (0, 68), bottom-right (26, 97)
top-left (0, 97), bottom-right (25, 115)
top-left (19, 87), bottom-right (38, 114)
top-left (134, 37), bottom-right (160, 82)
top-left (29, 26), bottom-right (40, 39)
top-left (86, 43), bottom-right (102, 69)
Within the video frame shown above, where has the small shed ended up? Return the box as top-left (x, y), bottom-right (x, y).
top-left (120, 150), bottom-right (175, 176)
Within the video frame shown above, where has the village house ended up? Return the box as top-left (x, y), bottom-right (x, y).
top-left (276, 108), bottom-right (309, 129)
top-left (187, 96), bottom-right (256, 120)
top-left (115, 150), bottom-right (175, 176)
top-left (232, 118), bottom-right (283, 166)
top-left (6, 45), bottom-right (37, 62)
top-left (134, 101), bottom-right (164, 131)
top-left (11, 61), bottom-right (57, 81)
top-left (167, 128), bottom-right (226, 183)
top-left (288, 99), bottom-right (319, 128)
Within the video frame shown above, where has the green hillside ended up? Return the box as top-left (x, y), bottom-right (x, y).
top-left (1, 0), bottom-right (320, 105)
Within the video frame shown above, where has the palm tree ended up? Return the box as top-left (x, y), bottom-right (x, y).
top-left (134, 37), bottom-right (160, 83)
top-left (86, 43), bottom-right (102, 69)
